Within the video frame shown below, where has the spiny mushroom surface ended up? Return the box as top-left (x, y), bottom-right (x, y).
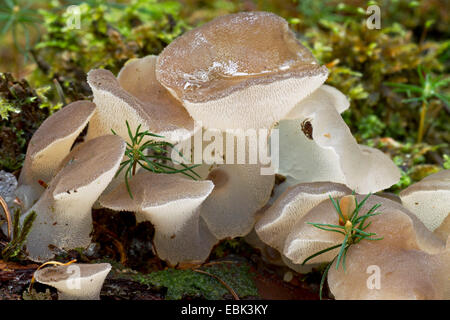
top-left (400, 169), bottom-right (450, 241)
top-left (326, 210), bottom-right (449, 300)
top-left (156, 11), bottom-right (328, 130)
top-left (34, 263), bottom-right (111, 300)
top-left (86, 55), bottom-right (194, 143)
top-left (22, 135), bottom-right (126, 262)
top-left (255, 182), bottom-right (351, 253)
top-left (15, 101), bottom-right (96, 210)
top-left (275, 85), bottom-right (400, 194)
top-left (99, 171), bottom-right (217, 266)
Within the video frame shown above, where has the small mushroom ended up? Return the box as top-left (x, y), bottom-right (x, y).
top-left (22, 135), bottom-right (126, 261)
top-left (200, 164), bottom-right (275, 239)
top-left (86, 55), bottom-right (194, 143)
top-left (99, 171), bottom-right (218, 266)
top-left (15, 101), bottom-right (96, 210)
top-left (399, 169), bottom-right (450, 241)
top-left (255, 182), bottom-right (351, 253)
top-left (34, 263), bottom-right (111, 300)
top-left (275, 87), bottom-right (400, 194)
top-left (156, 11), bottom-right (328, 130)
top-left (283, 195), bottom-right (446, 268)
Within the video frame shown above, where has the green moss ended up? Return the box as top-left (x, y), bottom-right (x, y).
top-left (383, 140), bottom-right (446, 193)
top-left (0, 72), bottom-right (60, 172)
top-left (21, 0), bottom-right (448, 156)
top-left (30, 0), bottom-right (188, 102)
top-left (22, 289), bottom-right (53, 301)
top-left (356, 114), bottom-right (386, 141)
top-left (444, 154), bottom-right (450, 169)
top-left (1, 210), bottom-right (37, 262)
top-left (133, 262), bottom-right (258, 300)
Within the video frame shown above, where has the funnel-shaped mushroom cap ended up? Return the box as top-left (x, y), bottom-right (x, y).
top-left (99, 171), bottom-right (217, 266)
top-left (275, 90), bottom-right (400, 194)
top-left (156, 11), bottom-right (328, 130)
top-left (15, 101), bottom-right (96, 210)
top-left (86, 55), bottom-right (194, 143)
top-left (283, 195), bottom-right (446, 266)
top-left (200, 164), bottom-right (275, 239)
top-left (255, 182), bottom-right (351, 252)
top-left (22, 135), bottom-right (126, 262)
top-left (34, 263), bottom-right (111, 300)
top-left (400, 169), bottom-right (450, 240)
top-left (327, 230), bottom-right (449, 300)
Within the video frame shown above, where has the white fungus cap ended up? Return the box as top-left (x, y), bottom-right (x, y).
top-left (15, 101), bottom-right (96, 210)
top-left (86, 55), bottom-right (194, 144)
top-left (255, 182), bottom-right (351, 253)
top-left (283, 195), bottom-right (446, 268)
top-left (275, 86), bottom-right (400, 194)
top-left (22, 135), bottom-right (126, 262)
top-left (99, 171), bottom-right (218, 266)
top-left (171, 128), bottom-right (275, 240)
top-left (156, 11), bottom-right (328, 130)
top-left (200, 164), bottom-right (275, 239)
top-left (34, 263), bottom-right (111, 300)
top-left (284, 84), bottom-right (350, 119)
top-left (400, 169), bottom-right (450, 241)
top-left (326, 211), bottom-right (450, 300)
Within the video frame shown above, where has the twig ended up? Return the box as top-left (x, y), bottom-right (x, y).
top-left (193, 269), bottom-right (240, 300)
top-left (29, 259), bottom-right (77, 291)
top-left (201, 261), bottom-right (237, 268)
top-left (0, 195), bottom-right (12, 240)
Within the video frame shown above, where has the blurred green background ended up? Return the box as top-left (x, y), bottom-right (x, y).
top-left (0, 0), bottom-right (449, 192)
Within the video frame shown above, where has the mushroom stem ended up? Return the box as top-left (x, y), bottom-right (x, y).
top-left (33, 263), bottom-right (112, 300)
top-left (22, 135), bottom-right (126, 262)
top-left (138, 198), bottom-right (216, 266)
top-left (99, 172), bottom-right (218, 265)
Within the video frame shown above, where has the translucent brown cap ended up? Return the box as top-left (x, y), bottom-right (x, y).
top-left (156, 11), bottom-right (328, 104)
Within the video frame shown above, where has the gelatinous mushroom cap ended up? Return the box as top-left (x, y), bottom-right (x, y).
top-left (99, 171), bottom-right (217, 266)
top-left (276, 91), bottom-right (400, 194)
top-left (283, 195), bottom-right (446, 267)
top-left (34, 263), bottom-right (111, 300)
top-left (200, 164), bottom-right (275, 239)
top-left (15, 101), bottom-right (96, 210)
top-left (327, 230), bottom-right (449, 300)
top-left (86, 55), bottom-right (194, 143)
top-left (400, 169), bottom-right (450, 240)
top-left (284, 84), bottom-right (350, 119)
top-left (255, 182), bottom-right (351, 252)
top-left (156, 11), bottom-right (328, 130)
top-left (23, 135), bottom-right (126, 262)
